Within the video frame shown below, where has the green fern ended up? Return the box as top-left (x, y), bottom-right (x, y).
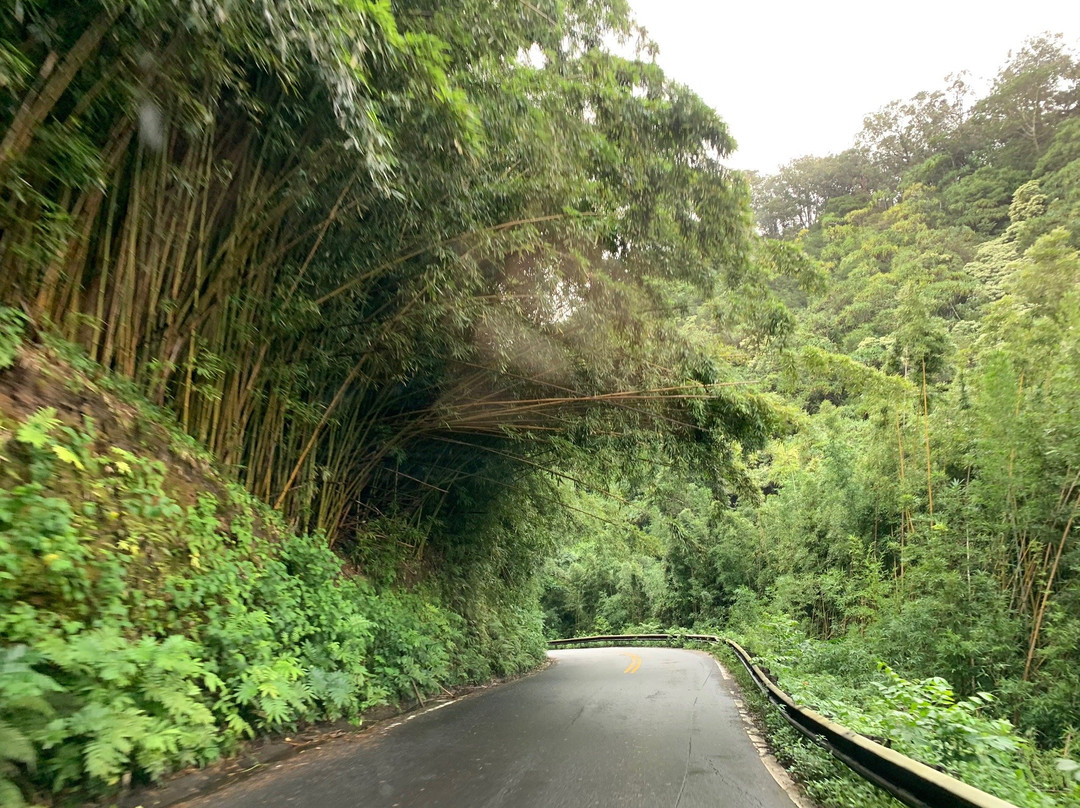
top-left (0, 646), bottom-right (61, 806)
top-left (14, 409), bottom-right (59, 450)
top-left (233, 656), bottom-right (312, 730)
top-left (306, 668), bottom-right (356, 719)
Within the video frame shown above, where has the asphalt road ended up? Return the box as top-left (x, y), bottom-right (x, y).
top-left (181, 647), bottom-right (800, 808)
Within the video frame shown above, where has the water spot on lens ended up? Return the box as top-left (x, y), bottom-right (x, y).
top-left (139, 101), bottom-right (165, 151)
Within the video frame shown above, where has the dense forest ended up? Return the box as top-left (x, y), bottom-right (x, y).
top-left (541, 30), bottom-right (1080, 807)
top-left (0, 0), bottom-right (1078, 806)
top-left (0, 0), bottom-right (795, 804)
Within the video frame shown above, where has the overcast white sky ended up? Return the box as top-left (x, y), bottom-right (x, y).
top-left (628, 0), bottom-right (1080, 174)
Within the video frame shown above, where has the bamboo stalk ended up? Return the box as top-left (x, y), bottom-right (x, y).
top-left (921, 359), bottom-right (933, 526)
top-left (0, 8), bottom-right (119, 171)
top-left (895, 410), bottom-right (907, 586)
top-left (273, 359), bottom-right (367, 511)
top-left (316, 214), bottom-right (592, 306)
top-left (284, 179), bottom-right (355, 303)
top-left (1023, 488), bottom-right (1080, 681)
top-left (427, 436), bottom-right (631, 504)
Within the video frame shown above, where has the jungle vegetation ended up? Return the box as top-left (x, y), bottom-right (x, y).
top-left (1, 0), bottom-right (1079, 805)
top-left (0, 0), bottom-right (797, 803)
top-left (540, 31), bottom-right (1080, 808)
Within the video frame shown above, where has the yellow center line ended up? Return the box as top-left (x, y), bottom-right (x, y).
top-left (620, 652), bottom-right (642, 674)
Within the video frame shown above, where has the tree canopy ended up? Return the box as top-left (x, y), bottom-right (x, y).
top-left (0, 0), bottom-right (794, 543)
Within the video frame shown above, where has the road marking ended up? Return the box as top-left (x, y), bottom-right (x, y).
top-left (620, 652), bottom-right (642, 674)
top-left (385, 699), bottom-right (459, 729)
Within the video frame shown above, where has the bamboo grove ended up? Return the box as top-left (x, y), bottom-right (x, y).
top-left (540, 35), bottom-right (1080, 804)
top-left (5, 4), bottom-right (1080, 805)
top-left (0, 0), bottom-right (800, 543)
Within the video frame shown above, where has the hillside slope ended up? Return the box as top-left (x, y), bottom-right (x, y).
top-left (0, 318), bottom-right (544, 806)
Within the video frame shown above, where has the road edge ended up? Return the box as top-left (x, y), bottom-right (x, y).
top-left (113, 660), bottom-right (556, 808)
top-left (706, 652), bottom-right (819, 808)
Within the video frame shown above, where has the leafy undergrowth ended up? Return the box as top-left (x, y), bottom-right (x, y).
top-left (722, 602), bottom-right (1080, 807)
top-left (711, 642), bottom-right (899, 808)
top-left (0, 328), bottom-right (545, 806)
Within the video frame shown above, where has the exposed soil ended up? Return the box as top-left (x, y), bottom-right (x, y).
top-left (0, 341), bottom-right (285, 546)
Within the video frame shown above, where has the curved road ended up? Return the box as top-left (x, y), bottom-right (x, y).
top-left (181, 647), bottom-right (800, 808)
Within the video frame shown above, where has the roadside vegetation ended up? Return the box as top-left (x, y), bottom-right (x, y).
top-left (541, 34), bottom-right (1080, 807)
top-left (2, 1), bottom-right (1079, 806)
top-left (0, 0), bottom-right (789, 804)
top-left (0, 323), bottom-right (546, 804)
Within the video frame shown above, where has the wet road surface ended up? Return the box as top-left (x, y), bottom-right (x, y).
top-left (180, 647), bottom-right (799, 808)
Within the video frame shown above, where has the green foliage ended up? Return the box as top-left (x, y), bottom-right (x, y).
top-left (714, 643), bottom-right (899, 808)
top-left (539, 470), bottom-right (752, 639)
top-left (0, 645), bottom-right (61, 807)
top-left (0, 306), bottom-right (25, 370)
top-left (0, 0), bottom-right (770, 551)
top-left (727, 610), bottom-right (1071, 806)
top-left (33, 630), bottom-right (220, 789)
top-left (0, 402), bottom-right (542, 803)
top-left (852, 670), bottom-right (1033, 780)
top-left (619, 35), bottom-right (1080, 806)
top-left (943, 166), bottom-right (1029, 234)
top-left (2, 7), bottom-right (775, 800)
top-left (2, 6), bottom-right (1078, 807)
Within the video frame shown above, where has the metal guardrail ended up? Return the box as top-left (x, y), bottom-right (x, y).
top-left (547, 633), bottom-right (1018, 808)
